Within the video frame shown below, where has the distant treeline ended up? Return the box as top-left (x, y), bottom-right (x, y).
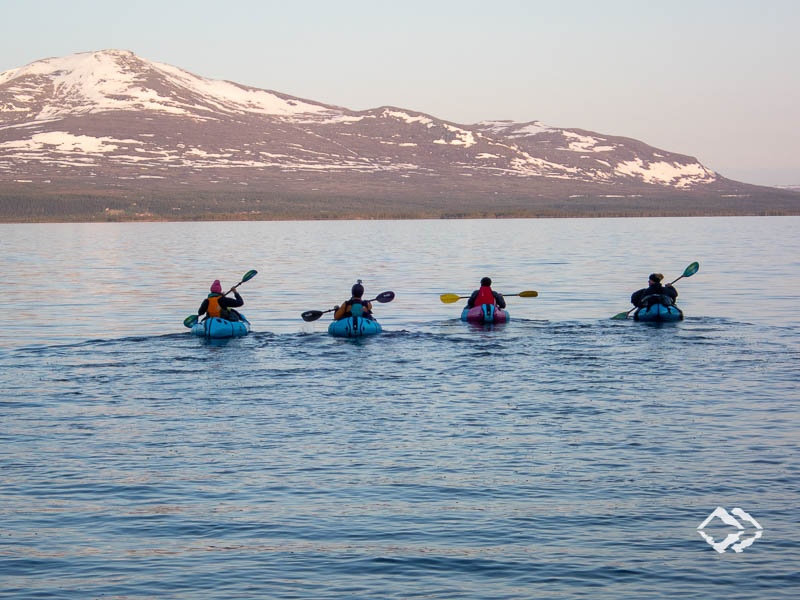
top-left (1, 183), bottom-right (798, 222)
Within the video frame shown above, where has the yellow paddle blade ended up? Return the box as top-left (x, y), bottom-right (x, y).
top-left (518, 290), bottom-right (538, 298)
top-left (440, 293), bottom-right (464, 304)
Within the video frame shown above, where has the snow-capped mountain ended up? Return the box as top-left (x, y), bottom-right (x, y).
top-left (0, 50), bottom-right (795, 220)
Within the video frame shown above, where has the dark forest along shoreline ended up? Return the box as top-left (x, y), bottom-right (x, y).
top-left (1, 184), bottom-right (799, 223)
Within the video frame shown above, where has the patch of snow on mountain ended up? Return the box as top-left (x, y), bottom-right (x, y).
top-left (509, 151), bottom-right (579, 177)
top-left (0, 66), bottom-right (25, 86)
top-left (615, 159), bottom-right (716, 187)
top-left (0, 131), bottom-right (139, 153)
top-left (382, 109), bottom-right (434, 126)
top-left (477, 120), bottom-right (511, 133)
top-left (304, 114), bottom-right (364, 125)
top-left (433, 124), bottom-right (477, 147)
top-left (509, 122), bottom-right (554, 137)
top-left (561, 131), bottom-right (615, 152)
top-left (154, 61), bottom-right (328, 117)
top-left (478, 120), bottom-right (553, 138)
top-left (184, 148), bottom-right (231, 158)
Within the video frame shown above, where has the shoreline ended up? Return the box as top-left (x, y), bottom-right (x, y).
top-left (2, 210), bottom-right (799, 224)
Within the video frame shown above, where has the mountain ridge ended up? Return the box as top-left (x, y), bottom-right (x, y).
top-left (1, 49), bottom-right (797, 222)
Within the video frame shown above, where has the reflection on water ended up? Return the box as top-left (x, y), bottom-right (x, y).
top-left (2, 217), bottom-right (799, 346)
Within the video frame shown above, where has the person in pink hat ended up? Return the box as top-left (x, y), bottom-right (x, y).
top-left (197, 279), bottom-right (245, 321)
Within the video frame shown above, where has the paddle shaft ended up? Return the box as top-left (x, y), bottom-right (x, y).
top-left (223, 270), bottom-right (258, 296)
top-left (440, 290), bottom-right (537, 303)
top-left (668, 274), bottom-right (686, 286)
top-left (224, 279), bottom-right (247, 296)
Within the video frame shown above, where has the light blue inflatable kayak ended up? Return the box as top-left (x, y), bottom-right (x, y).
top-left (634, 303), bottom-right (683, 322)
top-left (328, 316), bottom-right (382, 337)
top-left (191, 314), bottom-right (251, 338)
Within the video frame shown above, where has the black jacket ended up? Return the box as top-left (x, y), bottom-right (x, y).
top-left (631, 283), bottom-right (677, 307)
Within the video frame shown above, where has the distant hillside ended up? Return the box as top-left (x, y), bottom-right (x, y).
top-left (1, 50), bottom-right (797, 221)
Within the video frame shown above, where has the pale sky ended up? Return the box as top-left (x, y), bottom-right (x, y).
top-left (1, 0), bottom-right (798, 185)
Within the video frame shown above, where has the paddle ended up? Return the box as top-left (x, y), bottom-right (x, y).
top-left (440, 290), bottom-right (538, 304)
top-left (611, 262), bottom-right (699, 320)
top-left (301, 291), bottom-right (395, 322)
top-left (183, 270), bottom-right (258, 327)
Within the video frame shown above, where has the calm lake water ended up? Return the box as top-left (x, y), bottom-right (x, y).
top-left (1, 217), bottom-right (798, 599)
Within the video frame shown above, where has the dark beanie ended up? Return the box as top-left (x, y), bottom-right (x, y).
top-left (480, 277), bottom-right (492, 286)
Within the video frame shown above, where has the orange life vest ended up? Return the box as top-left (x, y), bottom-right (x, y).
top-left (206, 293), bottom-right (223, 318)
top-left (474, 285), bottom-right (496, 306)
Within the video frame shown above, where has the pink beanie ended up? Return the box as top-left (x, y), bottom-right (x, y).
top-left (210, 280), bottom-right (222, 294)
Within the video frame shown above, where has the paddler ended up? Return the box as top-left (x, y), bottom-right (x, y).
top-left (334, 281), bottom-right (374, 320)
top-left (198, 279), bottom-right (245, 322)
top-left (466, 277), bottom-right (506, 309)
top-left (630, 273), bottom-right (678, 308)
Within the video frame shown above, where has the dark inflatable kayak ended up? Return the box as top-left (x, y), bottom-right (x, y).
top-left (634, 299), bottom-right (683, 322)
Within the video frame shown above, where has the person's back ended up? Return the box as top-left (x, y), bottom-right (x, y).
top-left (631, 273), bottom-right (677, 307)
top-left (198, 279), bottom-right (245, 321)
top-left (334, 282), bottom-right (373, 320)
top-left (467, 277), bottom-right (506, 309)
